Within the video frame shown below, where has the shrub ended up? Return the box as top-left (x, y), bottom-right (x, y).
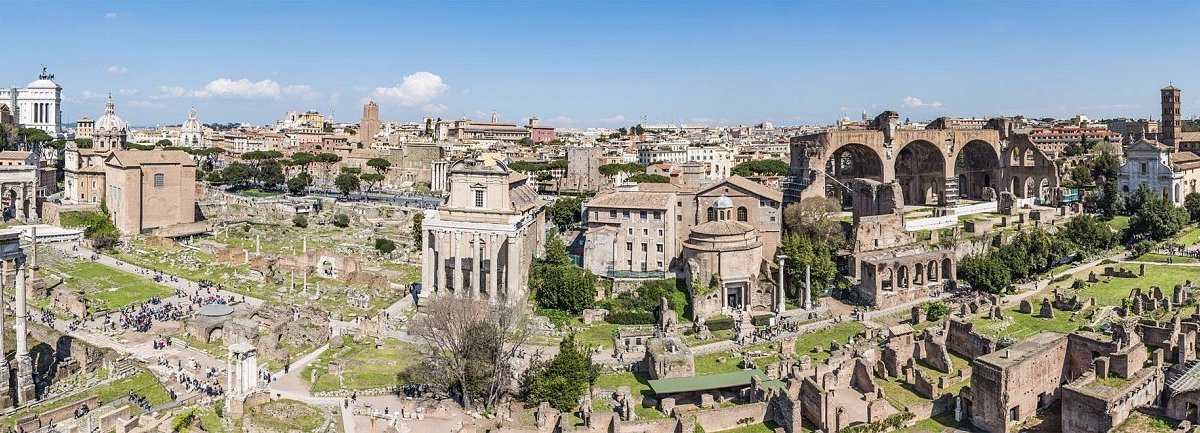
top-left (332, 213), bottom-right (350, 228)
top-left (750, 314), bottom-right (773, 326)
top-left (292, 214), bottom-right (308, 228)
top-left (924, 300), bottom-right (949, 322)
top-left (374, 238), bottom-right (396, 254)
top-left (705, 316), bottom-right (735, 331)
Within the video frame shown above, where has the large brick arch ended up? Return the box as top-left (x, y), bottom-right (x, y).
top-left (894, 139), bottom-right (948, 206)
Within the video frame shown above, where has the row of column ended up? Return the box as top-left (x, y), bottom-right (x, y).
top-left (30, 103), bottom-right (53, 125)
top-left (423, 228), bottom-right (521, 304)
top-left (0, 258), bottom-right (36, 406)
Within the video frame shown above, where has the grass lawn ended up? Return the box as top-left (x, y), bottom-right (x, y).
top-left (301, 337), bottom-right (418, 392)
top-left (709, 421), bottom-right (781, 433)
top-left (694, 322), bottom-right (865, 375)
top-left (45, 257), bottom-right (173, 311)
top-left (0, 370), bottom-right (170, 430)
top-left (247, 399), bottom-right (326, 432)
top-left (969, 307), bottom-right (1085, 341)
top-left (1175, 227), bottom-right (1200, 247)
top-left (877, 377), bottom-right (928, 411)
top-left (1107, 215), bottom-right (1131, 231)
top-left (238, 188), bottom-right (284, 198)
top-left (574, 323), bottom-right (621, 349)
top-left (1133, 253), bottom-right (1198, 264)
top-left (894, 413), bottom-right (965, 433)
top-left (1113, 411), bottom-right (1176, 433)
top-left (1071, 263), bottom-right (1197, 306)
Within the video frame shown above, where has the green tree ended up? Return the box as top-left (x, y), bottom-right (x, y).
top-left (1186, 192), bottom-right (1200, 222)
top-left (780, 231), bottom-right (838, 299)
top-left (531, 237), bottom-right (596, 314)
top-left (374, 238), bottom-right (396, 254)
top-left (1129, 188), bottom-right (1189, 241)
top-left (732, 159), bottom-right (789, 177)
top-left (334, 173), bottom-right (361, 197)
top-left (333, 213), bottom-right (350, 228)
top-left (548, 196), bottom-right (582, 230)
top-left (17, 127), bottom-right (51, 146)
top-left (957, 255), bottom-right (1011, 294)
top-left (340, 166), bottom-right (362, 175)
top-left (155, 139), bottom-right (173, 147)
top-left (360, 173), bottom-right (385, 193)
top-left (292, 214), bottom-right (308, 228)
top-left (627, 173), bottom-right (670, 183)
top-left (924, 301), bottom-right (949, 322)
top-left (1067, 164), bottom-right (1092, 187)
top-left (1058, 214), bottom-right (1117, 255)
top-left (221, 162), bottom-right (256, 188)
top-left (522, 333), bottom-right (598, 411)
top-left (256, 159), bottom-right (285, 189)
top-left (411, 212), bottom-right (425, 252)
top-left (317, 152), bottom-right (343, 180)
top-left (286, 175), bottom-right (309, 195)
top-left (367, 157), bottom-right (392, 175)
top-left (291, 152), bottom-right (317, 172)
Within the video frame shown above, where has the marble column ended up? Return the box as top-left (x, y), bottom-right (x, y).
top-left (470, 233), bottom-right (481, 300)
top-left (0, 260), bottom-right (10, 407)
top-left (488, 234), bottom-right (500, 304)
top-left (434, 231), bottom-right (446, 297)
top-left (506, 235), bottom-right (519, 304)
top-left (804, 265), bottom-right (812, 310)
top-left (776, 256), bottom-right (786, 314)
top-left (451, 232), bottom-right (464, 297)
top-left (15, 261), bottom-right (34, 403)
top-left (421, 228), bottom-right (433, 298)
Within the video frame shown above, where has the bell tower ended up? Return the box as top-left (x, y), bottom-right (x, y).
top-left (1161, 84), bottom-right (1182, 149)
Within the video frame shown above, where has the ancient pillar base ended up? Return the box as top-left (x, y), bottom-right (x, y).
top-left (0, 361), bottom-right (12, 409)
top-left (15, 356), bottom-right (34, 404)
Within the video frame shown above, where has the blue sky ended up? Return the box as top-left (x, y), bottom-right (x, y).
top-left (6, 1), bottom-right (1200, 128)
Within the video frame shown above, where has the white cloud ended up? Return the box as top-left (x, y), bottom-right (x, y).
top-left (422, 103), bottom-right (448, 113)
top-left (80, 90), bottom-right (104, 100)
top-left (117, 88), bottom-right (138, 96)
top-left (127, 100), bottom-right (164, 109)
top-left (901, 96), bottom-right (942, 109)
top-left (461, 88), bottom-right (471, 95)
top-left (370, 71), bottom-right (448, 106)
top-left (192, 78), bottom-right (281, 99)
top-left (106, 65), bottom-right (128, 74)
top-left (597, 115), bottom-right (629, 125)
top-left (157, 86), bottom-right (186, 98)
top-left (104, 12), bottom-right (118, 18)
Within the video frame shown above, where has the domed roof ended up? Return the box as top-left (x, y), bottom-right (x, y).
top-left (691, 220), bottom-right (754, 237)
top-left (94, 96), bottom-right (127, 131)
top-left (197, 303), bottom-right (234, 317)
top-left (713, 195), bottom-right (733, 209)
top-left (181, 107), bottom-right (202, 132)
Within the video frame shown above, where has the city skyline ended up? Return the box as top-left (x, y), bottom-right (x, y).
top-left (8, 1), bottom-right (1200, 127)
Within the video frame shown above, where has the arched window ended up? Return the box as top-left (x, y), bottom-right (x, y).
top-left (153, 173), bottom-right (165, 187)
top-left (736, 206), bottom-right (748, 222)
top-left (706, 207), bottom-right (716, 222)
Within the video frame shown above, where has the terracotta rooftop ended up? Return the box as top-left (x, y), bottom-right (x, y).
top-left (690, 220), bottom-right (755, 236)
top-left (586, 191), bottom-right (672, 210)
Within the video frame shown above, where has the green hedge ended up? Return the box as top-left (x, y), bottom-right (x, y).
top-left (750, 314), bottom-right (773, 326)
top-left (705, 316), bottom-right (735, 331)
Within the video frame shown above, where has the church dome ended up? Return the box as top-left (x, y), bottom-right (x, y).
top-left (94, 96), bottom-right (127, 131)
top-left (713, 195), bottom-right (733, 209)
top-left (684, 220), bottom-right (761, 252)
top-left (181, 108), bottom-right (202, 132)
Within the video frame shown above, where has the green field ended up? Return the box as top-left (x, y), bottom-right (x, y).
top-left (0, 370), bottom-right (170, 430)
top-left (45, 255), bottom-right (173, 311)
top-left (1174, 227), bottom-right (1200, 247)
top-left (301, 338), bottom-right (419, 392)
top-left (709, 421), bottom-right (782, 433)
top-left (694, 322), bottom-right (864, 375)
top-left (1133, 253), bottom-right (1198, 264)
top-left (246, 399), bottom-right (327, 432)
